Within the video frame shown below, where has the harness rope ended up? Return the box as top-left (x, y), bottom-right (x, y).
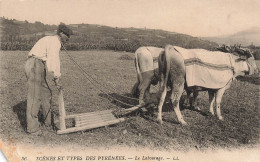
top-left (61, 43), bottom-right (138, 107)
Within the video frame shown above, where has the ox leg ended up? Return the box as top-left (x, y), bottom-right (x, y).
top-left (171, 83), bottom-right (187, 125)
top-left (138, 71), bottom-right (153, 106)
top-left (208, 91), bottom-right (215, 115)
top-left (131, 81), bottom-right (140, 98)
top-left (157, 85), bottom-right (167, 124)
top-left (215, 88), bottom-right (226, 120)
top-left (191, 91), bottom-right (200, 110)
top-left (183, 89), bottom-right (191, 107)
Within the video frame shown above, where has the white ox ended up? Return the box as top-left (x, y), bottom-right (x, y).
top-left (131, 46), bottom-right (164, 105)
top-left (157, 45), bottom-right (258, 125)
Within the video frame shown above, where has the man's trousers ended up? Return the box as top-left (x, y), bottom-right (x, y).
top-left (25, 57), bottom-right (52, 133)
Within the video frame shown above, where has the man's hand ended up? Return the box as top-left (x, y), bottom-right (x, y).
top-left (53, 77), bottom-right (63, 90)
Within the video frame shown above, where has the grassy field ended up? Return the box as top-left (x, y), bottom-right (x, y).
top-left (0, 50), bottom-right (259, 154)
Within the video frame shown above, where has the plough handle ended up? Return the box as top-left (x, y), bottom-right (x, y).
top-left (58, 89), bottom-right (66, 130)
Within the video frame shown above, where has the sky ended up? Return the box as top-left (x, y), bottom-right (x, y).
top-left (1, 0), bottom-right (260, 37)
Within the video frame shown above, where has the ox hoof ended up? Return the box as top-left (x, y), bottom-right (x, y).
top-left (209, 111), bottom-right (215, 115)
top-left (218, 116), bottom-right (224, 121)
top-left (156, 118), bottom-right (163, 124)
top-left (180, 121), bottom-right (188, 126)
top-left (192, 106), bottom-right (200, 111)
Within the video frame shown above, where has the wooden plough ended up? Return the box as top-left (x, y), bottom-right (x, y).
top-left (56, 89), bottom-right (143, 135)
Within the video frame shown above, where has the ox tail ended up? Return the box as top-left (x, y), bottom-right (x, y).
top-left (157, 45), bottom-right (172, 123)
top-left (164, 45), bottom-right (172, 88)
top-left (135, 51), bottom-right (142, 83)
top-left (131, 51), bottom-right (142, 97)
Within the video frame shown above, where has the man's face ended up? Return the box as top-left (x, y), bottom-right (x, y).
top-left (60, 32), bottom-right (70, 43)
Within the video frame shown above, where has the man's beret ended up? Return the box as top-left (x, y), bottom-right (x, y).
top-left (57, 23), bottom-right (73, 37)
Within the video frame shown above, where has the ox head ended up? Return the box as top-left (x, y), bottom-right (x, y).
top-left (233, 47), bottom-right (258, 75)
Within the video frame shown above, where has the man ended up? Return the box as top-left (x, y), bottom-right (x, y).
top-left (24, 23), bottom-right (73, 135)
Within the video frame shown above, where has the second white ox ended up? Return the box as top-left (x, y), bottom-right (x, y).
top-left (157, 45), bottom-right (258, 125)
top-left (131, 46), bottom-right (164, 105)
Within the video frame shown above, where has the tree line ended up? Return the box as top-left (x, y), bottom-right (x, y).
top-left (1, 17), bottom-right (259, 59)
